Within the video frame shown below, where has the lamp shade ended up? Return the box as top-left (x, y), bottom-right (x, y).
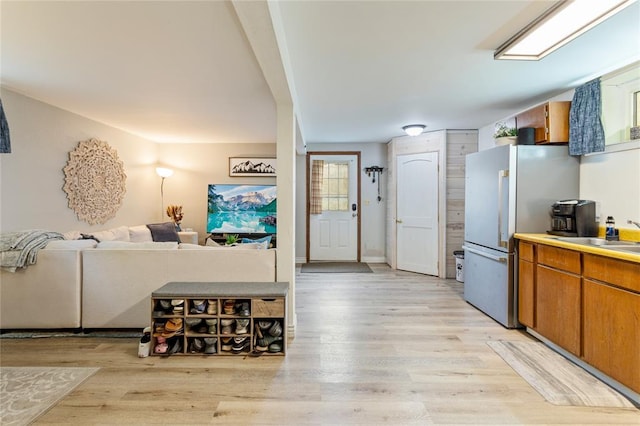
top-left (402, 124), bottom-right (426, 136)
top-left (155, 167), bottom-right (174, 178)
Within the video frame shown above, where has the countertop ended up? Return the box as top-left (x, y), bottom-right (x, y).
top-left (515, 233), bottom-right (640, 264)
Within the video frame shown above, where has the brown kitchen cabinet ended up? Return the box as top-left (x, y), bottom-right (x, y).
top-left (536, 264), bottom-right (581, 356)
top-left (516, 238), bottom-right (640, 396)
top-left (515, 101), bottom-right (571, 144)
top-left (517, 241), bottom-right (535, 328)
top-left (583, 254), bottom-right (640, 393)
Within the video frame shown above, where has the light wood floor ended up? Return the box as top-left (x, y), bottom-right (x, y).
top-left (1, 264), bottom-right (638, 424)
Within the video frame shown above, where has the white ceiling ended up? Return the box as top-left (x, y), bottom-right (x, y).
top-left (2, 1), bottom-right (639, 145)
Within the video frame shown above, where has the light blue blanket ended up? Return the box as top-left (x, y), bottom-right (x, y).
top-left (1, 230), bottom-right (64, 272)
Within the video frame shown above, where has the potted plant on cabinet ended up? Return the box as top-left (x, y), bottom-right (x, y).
top-left (494, 122), bottom-right (517, 145)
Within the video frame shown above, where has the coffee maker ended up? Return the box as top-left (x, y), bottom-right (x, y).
top-left (549, 200), bottom-right (598, 237)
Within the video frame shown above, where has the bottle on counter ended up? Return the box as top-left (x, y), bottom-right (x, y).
top-left (606, 216), bottom-right (615, 239)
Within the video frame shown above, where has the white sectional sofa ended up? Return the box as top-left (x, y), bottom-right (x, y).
top-left (0, 225), bottom-right (277, 330)
top-left (82, 243), bottom-right (276, 328)
top-left (0, 240), bottom-right (97, 329)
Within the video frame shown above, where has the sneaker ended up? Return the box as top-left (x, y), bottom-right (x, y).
top-left (204, 337), bottom-right (217, 354)
top-left (138, 327), bottom-right (151, 358)
top-left (190, 299), bottom-right (206, 314)
top-left (185, 318), bottom-right (202, 331)
top-left (255, 335), bottom-right (282, 352)
top-left (190, 338), bottom-right (204, 353)
top-left (232, 337), bottom-right (250, 353)
top-left (237, 302), bottom-right (250, 316)
top-left (207, 300), bottom-right (217, 315)
top-left (154, 336), bottom-right (168, 354)
top-left (235, 319), bottom-right (249, 334)
top-left (205, 319), bottom-right (217, 334)
top-left (221, 337), bottom-right (233, 352)
top-left (223, 299), bottom-right (236, 315)
top-left (258, 320), bottom-right (273, 330)
top-left (268, 341), bottom-right (283, 353)
top-left (268, 321), bottom-right (282, 337)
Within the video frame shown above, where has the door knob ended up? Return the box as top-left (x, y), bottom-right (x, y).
top-left (352, 213), bottom-right (357, 218)
top-left (396, 219), bottom-right (403, 224)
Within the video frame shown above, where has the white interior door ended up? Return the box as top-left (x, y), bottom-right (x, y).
top-left (309, 154), bottom-right (358, 261)
top-left (396, 152), bottom-right (439, 275)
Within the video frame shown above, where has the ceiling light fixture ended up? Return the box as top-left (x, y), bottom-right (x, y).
top-left (494, 0), bottom-right (636, 61)
top-left (402, 124), bottom-right (426, 136)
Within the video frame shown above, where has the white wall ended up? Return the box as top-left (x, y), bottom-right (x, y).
top-left (295, 142), bottom-right (387, 262)
top-left (580, 146), bottom-right (640, 227)
top-left (1, 88), bottom-right (159, 233)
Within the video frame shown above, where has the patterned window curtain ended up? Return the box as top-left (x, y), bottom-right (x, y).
top-left (0, 98), bottom-right (11, 154)
top-left (310, 160), bottom-right (324, 214)
top-left (569, 78), bottom-right (605, 156)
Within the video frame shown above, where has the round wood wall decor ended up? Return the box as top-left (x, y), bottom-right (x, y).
top-left (63, 138), bottom-right (127, 225)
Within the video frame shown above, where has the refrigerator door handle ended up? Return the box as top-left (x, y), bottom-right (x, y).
top-left (462, 245), bottom-right (508, 263)
top-left (497, 169), bottom-right (509, 248)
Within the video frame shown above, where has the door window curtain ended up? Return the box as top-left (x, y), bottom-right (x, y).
top-left (310, 160), bottom-right (324, 214)
top-left (569, 78), bottom-right (605, 156)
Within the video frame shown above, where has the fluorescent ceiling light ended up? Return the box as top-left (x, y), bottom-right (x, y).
top-left (495, 0), bottom-right (636, 60)
top-left (402, 124), bottom-right (426, 136)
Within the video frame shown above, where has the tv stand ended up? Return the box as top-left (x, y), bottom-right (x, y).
top-left (206, 233), bottom-right (276, 248)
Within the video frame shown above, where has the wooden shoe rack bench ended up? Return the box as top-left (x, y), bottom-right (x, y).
top-left (150, 281), bottom-right (288, 356)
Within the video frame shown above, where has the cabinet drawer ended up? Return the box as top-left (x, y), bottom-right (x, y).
top-left (583, 253), bottom-right (640, 293)
top-left (252, 298), bottom-right (285, 317)
top-left (519, 241), bottom-right (535, 262)
top-left (538, 244), bottom-right (581, 274)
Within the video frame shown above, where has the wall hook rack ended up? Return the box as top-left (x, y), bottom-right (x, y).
top-left (364, 166), bottom-right (384, 202)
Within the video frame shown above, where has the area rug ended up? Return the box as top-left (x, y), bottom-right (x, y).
top-left (487, 340), bottom-right (635, 408)
top-left (0, 367), bottom-right (99, 425)
top-left (301, 262), bottom-right (373, 273)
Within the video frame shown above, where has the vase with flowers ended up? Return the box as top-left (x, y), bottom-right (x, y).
top-left (166, 205), bottom-right (184, 231)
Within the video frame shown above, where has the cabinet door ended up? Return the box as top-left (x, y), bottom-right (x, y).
top-left (583, 279), bottom-right (640, 393)
top-left (536, 265), bottom-right (581, 356)
top-left (518, 259), bottom-right (535, 327)
top-left (515, 101), bottom-right (570, 143)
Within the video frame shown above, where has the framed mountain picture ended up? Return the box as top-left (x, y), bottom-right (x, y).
top-left (229, 157), bottom-right (276, 177)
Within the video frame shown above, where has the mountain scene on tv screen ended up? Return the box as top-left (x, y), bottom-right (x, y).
top-left (231, 160), bottom-right (275, 174)
top-left (207, 185), bottom-right (276, 234)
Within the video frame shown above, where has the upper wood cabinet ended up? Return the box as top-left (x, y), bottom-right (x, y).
top-left (515, 101), bottom-right (571, 144)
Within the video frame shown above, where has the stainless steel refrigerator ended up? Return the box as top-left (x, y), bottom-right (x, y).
top-left (463, 144), bottom-right (579, 328)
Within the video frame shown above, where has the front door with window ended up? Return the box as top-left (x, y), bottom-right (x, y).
top-left (308, 154), bottom-right (359, 261)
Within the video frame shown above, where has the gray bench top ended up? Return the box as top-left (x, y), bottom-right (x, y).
top-left (152, 281), bottom-right (289, 298)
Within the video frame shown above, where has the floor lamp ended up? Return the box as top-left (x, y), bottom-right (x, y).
top-left (156, 167), bottom-right (173, 221)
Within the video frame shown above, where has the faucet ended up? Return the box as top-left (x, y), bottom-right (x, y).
top-left (628, 220), bottom-right (640, 229)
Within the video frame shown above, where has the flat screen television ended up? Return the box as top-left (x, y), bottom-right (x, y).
top-left (206, 184), bottom-right (276, 234)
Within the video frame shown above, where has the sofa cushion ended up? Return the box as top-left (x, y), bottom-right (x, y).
top-left (64, 226), bottom-right (130, 242)
top-left (146, 222), bottom-right (181, 242)
top-left (129, 225), bottom-right (153, 243)
top-left (96, 241), bottom-right (179, 249)
top-left (45, 240), bottom-right (98, 249)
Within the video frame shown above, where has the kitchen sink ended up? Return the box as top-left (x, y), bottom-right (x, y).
top-left (607, 246), bottom-right (640, 254)
top-left (550, 237), bottom-right (640, 247)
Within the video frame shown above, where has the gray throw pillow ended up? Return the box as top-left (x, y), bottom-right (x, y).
top-left (146, 222), bottom-right (181, 242)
